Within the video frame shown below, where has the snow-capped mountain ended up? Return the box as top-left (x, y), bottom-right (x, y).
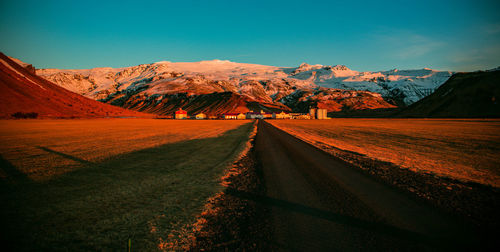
top-left (37, 60), bottom-right (452, 107)
top-left (398, 69), bottom-right (500, 117)
top-left (287, 63), bottom-right (453, 105)
top-left (31, 59), bottom-right (454, 116)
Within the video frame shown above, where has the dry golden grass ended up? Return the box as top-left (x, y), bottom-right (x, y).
top-left (0, 119), bottom-right (254, 251)
top-left (0, 119), bottom-right (251, 181)
top-left (270, 119), bottom-right (500, 187)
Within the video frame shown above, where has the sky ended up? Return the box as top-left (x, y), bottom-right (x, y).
top-left (1, 0), bottom-right (499, 71)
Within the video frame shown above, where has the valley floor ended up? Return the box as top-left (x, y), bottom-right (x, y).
top-left (1, 118), bottom-right (499, 250)
top-left (270, 118), bottom-right (500, 187)
top-left (0, 119), bottom-right (253, 251)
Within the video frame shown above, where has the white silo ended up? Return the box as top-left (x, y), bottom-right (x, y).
top-left (316, 109), bottom-right (327, 119)
top-left (309, 108), bottom-right (316, 119)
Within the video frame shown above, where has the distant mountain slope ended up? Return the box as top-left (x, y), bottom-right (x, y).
top-left (287, 63), bottom-right (453, 105)
top-left (0, 53), bottom-right (151, 119)
top-left (397, 70), bottom-right (500, 117)
top-left (280, 87), bottom-right (396, 113)
top-left (34, 60), bottom-right (436, 115)
top-left (37, 61), bottom-right (451, 106)
top-left (105, 91), bottom-right (291, 117)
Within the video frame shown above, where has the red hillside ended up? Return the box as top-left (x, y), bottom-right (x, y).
top-left (0, 52), bottom-right (153, 119)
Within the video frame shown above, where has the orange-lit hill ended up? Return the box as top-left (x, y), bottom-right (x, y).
top-left (105, 91), bottom-right (291, 117)
top-left (0, 53), bottom-right (152, 119)
top-left (281, 87), bottom-right (397, 113)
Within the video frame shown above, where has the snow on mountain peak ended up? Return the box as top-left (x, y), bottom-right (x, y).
top-left (154, 61), bottom-right (171, 64)
top-left (298, 62), bottom-right (323, 69)
top-left (292, 63), bottom-right (324, 75)
top-left (37, 59), bottom-right (453, 106)
top-left (200, 59), bottom-right (232, 64)
top-left (298, 62), bottom-right (311, 68)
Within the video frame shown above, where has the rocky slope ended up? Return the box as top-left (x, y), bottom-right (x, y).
top-left (288, 63), bottom-right (452, 105)
top-left (0, 52), bottom-right (151, 119)
top-left (105, 91), bottom-right (291, 117)
top-left (280, 87), bottom-right (397, 113)
top-left (397, 70), bottom-right (500, 117)
top-left (35, 59), bottom-right (452, 115)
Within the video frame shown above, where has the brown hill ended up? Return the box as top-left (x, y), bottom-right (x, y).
top-left (280, 87), bottom-right (397, 113)
top-left (0, 53), bottom-right (152, 119)
top-left (104, 91), bottom-right (290, 117)
top-left (397, 70), bottom-right (500, 118)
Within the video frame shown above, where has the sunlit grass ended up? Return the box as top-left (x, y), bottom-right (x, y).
top-left (0, 119), bottom-right (251, 181)
top-left (270, 119), bottom-right (500, 187)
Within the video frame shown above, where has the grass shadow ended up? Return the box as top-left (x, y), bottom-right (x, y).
top-left (36, 146), bottom-right (94, 165)
top-left (0, 155), bottom-right (31, 185)
top-left (0, 122), bottom-right (253, 251)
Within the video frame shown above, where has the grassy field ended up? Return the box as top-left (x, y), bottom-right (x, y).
top-left (270, 119), bottom-right (500, 187)
top-left (0, 119), bottom-right (253, 251)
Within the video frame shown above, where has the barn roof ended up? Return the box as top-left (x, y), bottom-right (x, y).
top-left (175, 108), bottom-right (187, 114)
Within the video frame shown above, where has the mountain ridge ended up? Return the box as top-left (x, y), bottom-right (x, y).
top-left (8, 55), bottom-right (456, 116)
top-left (397, 70), bottom-right (500, 118)
top-left (0, 52), bottom-right (152, 119)
top-left (36, 59), bottom-right (452, 107)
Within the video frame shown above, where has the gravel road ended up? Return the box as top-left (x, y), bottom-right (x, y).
top-left (253, 120), bottom-right (482, 251)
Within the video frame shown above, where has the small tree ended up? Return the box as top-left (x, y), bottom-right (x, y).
top-left (11, 112), bottom-right (38, 119)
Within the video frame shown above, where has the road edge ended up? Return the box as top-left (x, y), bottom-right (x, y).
top-left (160, 120), bottom-right (272, 251)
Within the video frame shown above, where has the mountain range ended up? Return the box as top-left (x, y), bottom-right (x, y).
top-left (3, 53), bottom-right (497, 118)
top-left (35, 59), bottom-right (453, 116)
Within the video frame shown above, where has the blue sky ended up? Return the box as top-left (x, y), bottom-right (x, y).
top-left (1, 0), bottom-right (499, 71)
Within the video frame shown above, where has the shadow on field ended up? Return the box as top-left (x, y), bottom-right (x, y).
top-left (0, 123), bottom-right (252, 251)
top-left (36, 146), bottom-right (94, 165)
top-left (0, 155), bottom-right (31, 185)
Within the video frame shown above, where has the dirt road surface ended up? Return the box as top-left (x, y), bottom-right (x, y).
top-left (252, 120), bottom-right (486, 251)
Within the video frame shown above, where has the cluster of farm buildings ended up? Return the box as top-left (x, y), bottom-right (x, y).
top-left (174, 108), bottom-right (329, 120)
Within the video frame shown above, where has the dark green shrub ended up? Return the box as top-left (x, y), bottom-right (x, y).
top-left (11, 112), bottom-right (38, 119)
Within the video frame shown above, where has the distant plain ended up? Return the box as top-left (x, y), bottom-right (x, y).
top-left (271, 119), bottom-right (500, 187)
